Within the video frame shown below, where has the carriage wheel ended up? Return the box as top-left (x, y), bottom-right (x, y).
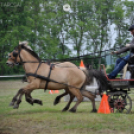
top-left (108, 91), bottom-right (132, 114)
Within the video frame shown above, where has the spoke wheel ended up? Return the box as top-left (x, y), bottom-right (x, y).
top-left (108, 91), bottom-right (132, 114)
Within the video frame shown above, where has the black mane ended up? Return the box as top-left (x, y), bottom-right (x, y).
top-left (17, 44), bottom-right (41, 61)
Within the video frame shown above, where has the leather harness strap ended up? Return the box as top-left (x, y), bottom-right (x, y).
top-left (26, 73), bottom-right (51, 82)
top-left (26, 63), bottom-right (55, 91)
top-left (44, 64), bottom-right (54, 91)
top-left (26, 70), bottom-right (81, 90)
top-left (12, 45), bottom-right (81, 90)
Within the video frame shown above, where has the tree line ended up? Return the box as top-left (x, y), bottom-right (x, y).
top-left (0, 0), bottom-right (134, 75)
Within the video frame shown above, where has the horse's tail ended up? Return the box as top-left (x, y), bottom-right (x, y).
top-left (86, 69), bottom-right (112, 94)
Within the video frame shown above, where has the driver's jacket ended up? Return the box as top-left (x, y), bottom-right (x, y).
top-left (116, 37), bottom-right (134, 54)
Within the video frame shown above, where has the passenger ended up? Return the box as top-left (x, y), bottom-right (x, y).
top-left (108, 24), bottom-right (134, 79)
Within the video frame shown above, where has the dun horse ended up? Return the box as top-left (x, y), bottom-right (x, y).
top-left (6, 41), bottom-right (110, 112)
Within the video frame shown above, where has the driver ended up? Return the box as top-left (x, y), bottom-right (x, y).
top-left (108, 24), bottom-right (134, 79)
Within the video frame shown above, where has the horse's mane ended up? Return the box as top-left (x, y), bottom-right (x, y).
top-left (17, 44), bottom-right (41, 61)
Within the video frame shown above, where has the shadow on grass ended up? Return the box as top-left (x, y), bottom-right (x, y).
top-left (129, 111), bottom-right (134, 114)
top-left (7, 108), bottom-right (96, 116)
top-left (8, 108), bottom-right (63, 115)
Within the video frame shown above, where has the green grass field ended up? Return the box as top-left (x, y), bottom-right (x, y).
top-left (0, 81), bottom-right (134, 134)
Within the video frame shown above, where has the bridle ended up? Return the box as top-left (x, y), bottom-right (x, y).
top-left (11, 46), bottom-right (40, 65)
top-left (11, 46), bottom-right (43, 76)
top-left (8, 45), bottom-right (83, 91)
top-left (12, 49), bottom-right (22, 65)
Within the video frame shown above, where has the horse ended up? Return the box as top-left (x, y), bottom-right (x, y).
top-left (6, 41), bottom-right (110, 112)
top-left (25, 61), bottom-right (110, 112)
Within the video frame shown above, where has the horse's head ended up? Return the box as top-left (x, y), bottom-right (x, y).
top-left (6, 41), bottom-right (32, 67)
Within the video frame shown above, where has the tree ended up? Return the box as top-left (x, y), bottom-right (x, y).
top-left (1, 0), bottom-right (134, 75)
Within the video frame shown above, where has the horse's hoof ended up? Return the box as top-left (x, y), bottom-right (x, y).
top-left (13, 104), bottom-right (19, 109)
top-left (91, 109), bottom-right (97, 113)
top-left (33, 100), bottom-right (42, 105)
top-left (39, 101), bottom-right (43, 106)
top-left (9, 102), bottom-right (14, 107)
top-left (69, 108), bottom-right (76, 113)
top-left (62, 107), bottom-right (69, 112)
top-left (53, 98), bottom-right (60, 105)
top-left (27, 101), bottom-right (33, 106)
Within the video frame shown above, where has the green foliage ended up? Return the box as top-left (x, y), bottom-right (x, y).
top-left (106, 64), bottom-right (115, 73)
top-left (0, 0), bottom-right (134, 75)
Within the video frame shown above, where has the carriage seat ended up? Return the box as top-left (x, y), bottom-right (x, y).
top-left (122, 55), bottom-right (134, 79)
top-left (127, 55), bottom-right (134, 70)
top-left (122, 63), bottom-right (134, 79)
top-left (127, 64), bottom-right (134, 70)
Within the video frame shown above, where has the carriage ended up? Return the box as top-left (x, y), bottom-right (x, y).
top-left (6, 41), bottom-right (134, 114)
top-left (100, 63), bottom-right (134, 114)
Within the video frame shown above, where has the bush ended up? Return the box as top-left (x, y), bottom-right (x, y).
top-left (106, 64), bottom-right (114, 74)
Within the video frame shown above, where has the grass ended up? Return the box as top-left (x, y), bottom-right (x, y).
top-left (0, 81), bottom-right (134, 134)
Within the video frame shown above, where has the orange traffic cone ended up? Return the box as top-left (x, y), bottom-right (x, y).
top-left (97, 94), bottom-right (111, 114)
top-left (80, 60), bottom-right (85, 68)
top-left (49, 90), bottom-right (54, 94)
top-left (55, 90), bottom-right (59, 94)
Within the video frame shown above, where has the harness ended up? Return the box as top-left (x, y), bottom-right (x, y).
top-left (12, 46), bottom-right (54, 91)
top-left (26, 63), bottom-right (55, 91)
top-left (25, 72), bottom-right (81, 89)
top-left (26, 62), bottom-right (82, 90)
top-left (44, 64), bottom-right (54, 90)
top-left (11, 46), bottom-right (82, 90)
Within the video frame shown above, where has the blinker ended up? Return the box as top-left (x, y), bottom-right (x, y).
top-left (13, 51), bottom-right (18, 57)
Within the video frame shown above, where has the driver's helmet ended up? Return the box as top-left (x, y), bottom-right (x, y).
top-left (128, 24), bottom-right (134, 31)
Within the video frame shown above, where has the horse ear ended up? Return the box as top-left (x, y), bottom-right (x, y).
top-left (18, 44), bottom-right (22, 50)
top-left (19, 41), bottom-right (28, 46)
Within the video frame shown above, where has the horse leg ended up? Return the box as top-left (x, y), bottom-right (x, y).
top-left (25, 93), bottom-right (34, 105)
top-left (69, 88), bottom-right (83, 113)
top-left (54, 90), bottom-right (69, 105)
top-left (81, 90), bottom-right (97, 112)
top-left (53, 89), bottom-right (97, 112)
top-left (62, 92), bottom-right (75, 112)
top-left (9, 88), bottom-right (23, 106)
top-left (32, 97), bottom-right (43, 105)
top-left (25, 93), bottom-right (43, 106)
top-left (53, 89), bottom-right (75, 112)
top-left (13, 89), bottom-right (25, 109)
top-left (13, 82), bottom-right (39, 109)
